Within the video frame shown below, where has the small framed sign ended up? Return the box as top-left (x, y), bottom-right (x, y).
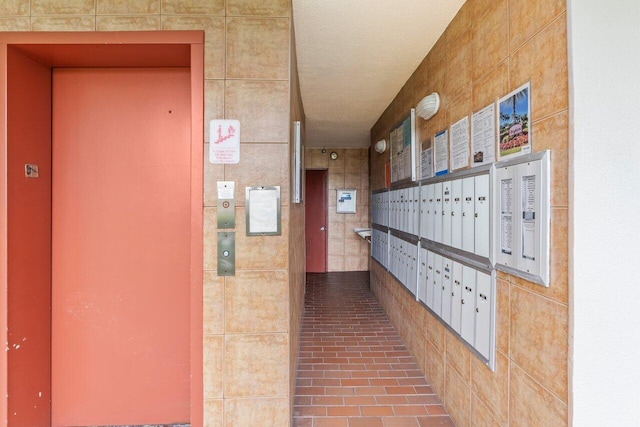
top-left (336, 189), bottom-right (356, 214)
top-left (246, 186), bottom-right (281, 236)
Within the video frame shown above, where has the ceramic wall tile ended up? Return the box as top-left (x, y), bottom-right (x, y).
top-left (161, 16), bottom-right (225, 80)
top-left (225, 333), bottom-right (289, 397)
top-left (471, 0), bottom-right (509, 81)
top-left (471, 395), bottom-right (503, 427)
top-left (225, 270), bottom-right (289, 333)
top-left (234, 207), bottom-right (288, 270)
top-left (510, 15), bottom-right (568, 120)
top-left (445, 363), bottom-right (472, 427)
top-left (509, 0), bottom-right (566, 52)
top-left (510, 286), bottom-right (568, 401)
top-left (225, 80), bottom-right (289, 143)
top-left (226, 17), bottom-right (289, 79)
top-left (531, 112), bottom-right (568, 207)
top-left (227, 0), bottom-right (290, 17)
top-left (30, 15), bottom-right (95, 31)
top-left (97, 0), bottom-right (160, 14)
top-left (471, 351), bottom-right (509, 424)
top-left (510, 363), bottom-right (568, 425)
top-left (204, 399), bottom-right (223, 427)
top-left (161, 0), bottom-right (224, 15)
top-left (0, 17), bottom-right (29, 30)
top-left (445, 331), bottom-right (471, 382)
top-left (203, 335), bottom-right (223, 398)
top-left (203, 271), bottom-right (224, 335)
top-left (96, 16), bottom-right (160, 30)
top-left (447, 29), bottom-right (472, 99)
top-left (223, 143), bottom-right (289, 207)
top-left (32, 0), bottom-right (94, 15)
top-left (224, 398), bottom-right (289, 426)
top-left (0, 0), bottom-right (29, 15)
top-left (204, 79), bottom-right (225, 144)
top-left (495, 278), bottom-right (510, 354)
top-left (472, 61), bottom-right (508, 112)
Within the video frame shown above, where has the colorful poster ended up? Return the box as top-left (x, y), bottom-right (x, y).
top-left (498, 82), bottom-right (531, 160)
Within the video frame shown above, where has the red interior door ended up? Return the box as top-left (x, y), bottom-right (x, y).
top-left (51, 67), bottom-right (191, 426)
top-left (305, 169), bottom-right (328, 272)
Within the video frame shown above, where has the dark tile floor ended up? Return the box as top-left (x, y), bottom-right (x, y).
top-left (293, 272), bottom-right (455, 427)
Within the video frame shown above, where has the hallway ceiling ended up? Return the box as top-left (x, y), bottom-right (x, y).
top-left (292, 0), bottom-right (465, 149)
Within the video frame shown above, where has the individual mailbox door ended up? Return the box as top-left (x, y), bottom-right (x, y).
top-left (419, 247), bottom-right (428, 303)
top-left (412, 187), bottom-right (420, 236)
top-left (451, 179), bottom-right (463, 249)
top-left (426, 251), bottom-right (435, 308)
top-left (441, 257), bottom-right (453, 325)
top-left (408, 244), bottom-right (418, 296)
top-left (450, 262), bottom-right (463, 334)
top-left (433, 182), bottom-right (443, 244)
top-left (460, 265), bottom-right (476, 345)
top-left (462, 177), bottom-right (475, 253)
top-left (398, 190), bottom-right (405, 232)
top-left (442, 181), bottom-right (452, 246)
top-left (426, 184), bottom-right (435, 241)
top-left (400, 239), bottom-right (407, 284)
top-left (383, 191), bottom-right (389, 227)
top-left (474, 271), bottom-right (493, 359)
top-left (474, 174), bottom-right (490, 258)
top-left (389, 191), bottom-right (395, 229)
top-left (420, 185), bottom-right (429, 239)
top-left (433, 254), bottom-right (443, 316)
top-left (391, 236), bottom-right (399, 279)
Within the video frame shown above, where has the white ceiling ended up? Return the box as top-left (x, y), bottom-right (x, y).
top-left (292, 0), bottom-right (465, 148)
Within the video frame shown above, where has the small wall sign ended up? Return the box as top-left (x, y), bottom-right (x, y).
top-left (337, 189), bottom-right (356, 214)
top-left (210, 119), bottom-right (240, 164)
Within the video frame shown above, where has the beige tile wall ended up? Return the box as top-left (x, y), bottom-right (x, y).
top-left (1, 1), bottom-right (302, 426)
top-left (305, 148), bottom-right (370, 272)
top-left (370, 0), bottom-right (569, 425)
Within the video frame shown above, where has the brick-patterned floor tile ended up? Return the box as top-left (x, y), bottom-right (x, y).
top-left (292, 272), bottom-right (454, 427)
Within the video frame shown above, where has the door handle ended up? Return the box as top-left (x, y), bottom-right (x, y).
top-left (320, 226), bottom-right (326, 231)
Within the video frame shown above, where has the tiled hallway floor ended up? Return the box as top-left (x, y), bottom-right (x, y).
top-left (293, 272), bottom-right (455, 427)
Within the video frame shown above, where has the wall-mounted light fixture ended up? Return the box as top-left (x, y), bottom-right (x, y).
top-left (374, 139), bottom-right (387, 154)
top-left (416, 92), bottom-right (440, 121)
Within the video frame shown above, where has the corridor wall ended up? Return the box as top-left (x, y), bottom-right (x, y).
top-left (369, 0), bottom-right (569, 425)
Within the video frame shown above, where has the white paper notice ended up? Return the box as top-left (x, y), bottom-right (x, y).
top-left (521, 175), bottom-right (536, 260)
top-left (421, 147), bottom-right (433, 179)
top-left (434, 130), bottom-right (449, 176)
top-left (249, 188), bottom-right (278, 234)
top-left (500, 178), bottom-right (513, 255)
top-left (471, 104), bottom-right (496, 166)
top-left (450, 116), bottom-right (470, 171)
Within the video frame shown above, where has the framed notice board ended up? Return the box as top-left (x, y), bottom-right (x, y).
top-left (390, 109), bottom-right (417, 183)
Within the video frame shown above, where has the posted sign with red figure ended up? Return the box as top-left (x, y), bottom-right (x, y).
top-left (210, 119), bottom-right (240, 164)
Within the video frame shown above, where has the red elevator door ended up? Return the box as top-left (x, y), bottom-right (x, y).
top-left (51, 68), bottom-right (191, 426)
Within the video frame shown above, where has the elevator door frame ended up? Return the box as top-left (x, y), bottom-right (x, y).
top-left (0, 31), bottom-right (205, 427)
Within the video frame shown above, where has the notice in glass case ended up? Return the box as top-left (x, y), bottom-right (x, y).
top-left (472, 104), bottom-right (496, 166)
top-left (390, 111), bottom-right (416, 183)
top-left (450, 116), bottom-right (470, 171)
top-left (434, 129), bottom-right (449, 176)
top-left (246, 186), bottom-right (281, 236)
